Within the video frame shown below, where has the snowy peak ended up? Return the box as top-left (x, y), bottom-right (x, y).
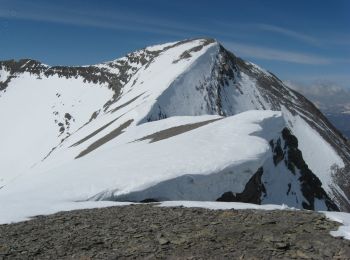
top-left (1, 38), bottom-right (350, 223)
top-left (0, 38), bottom-right (219, 184)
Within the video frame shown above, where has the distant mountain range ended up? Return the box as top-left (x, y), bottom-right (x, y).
top-left (1, 38), bottom-right (350, 223)
top-left (327, 113), bottom-right (350, 139)
top-left (287, 81), bottom-right (350, 139)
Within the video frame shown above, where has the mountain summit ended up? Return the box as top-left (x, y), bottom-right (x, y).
top-left (0, 38), bottom-right (349, 222)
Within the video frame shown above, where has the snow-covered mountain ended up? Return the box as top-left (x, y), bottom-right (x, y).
top-left (1, 38), bottom-right (349, 222)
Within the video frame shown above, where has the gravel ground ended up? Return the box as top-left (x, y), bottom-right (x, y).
top-left (0, 204), bottom-right (350, 259)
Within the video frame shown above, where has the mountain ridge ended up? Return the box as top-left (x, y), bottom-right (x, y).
top-left (0, 38), bottom-right (349, 223)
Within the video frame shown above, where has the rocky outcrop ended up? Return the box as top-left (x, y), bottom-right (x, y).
top-left (280, 128), bottom-right (339, 211)
top-left (217, 167), bottom-right (265, 204)
top-left (217, 128), bottom-right (339, 211)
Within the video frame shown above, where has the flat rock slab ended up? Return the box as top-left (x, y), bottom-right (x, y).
top-left (0, 204), bottom-right (350, 259)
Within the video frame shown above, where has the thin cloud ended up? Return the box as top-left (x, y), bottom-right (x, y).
top-left (286, 74), bottom-right (350, 86)
top-left (0, 4), bottom-right (243, 40)
top-left (325, 33), bottom-right (350, 46)
top-left (224, 41), bottom-right (333, 65)
top-left (0, 1), bottom-right (264, 42)
top-left (258, 24), bottom-right (350, 48)
top-left (0, 8), bottom-right (191, 38)
top-left (213, 21), bottom-right (350, 48)
top-left (0, 0), bottom-right (238, 40)
top-left (1, 0), bottom-right (349, 67)
top-left (257, 24), bottom-right (321, 46)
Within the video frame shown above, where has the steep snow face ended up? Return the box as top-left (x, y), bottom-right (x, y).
top-left (282, 109), bottom-right (345, 194)
top-left (141, 43), bottom-right (221, 121)
top-left (260, 129), bottom-right (337, 211)
top-left (141, 45), bottom-right (270, 122)
top-left (128, 42), bottom-right (348, 210)
top-left (107, 39), bottom-right (218, 124)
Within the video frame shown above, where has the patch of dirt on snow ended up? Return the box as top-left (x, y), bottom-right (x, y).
top-left (76, 120), bottom-right (133, 159)
top-left (136, 118), bottom-right (221, 143)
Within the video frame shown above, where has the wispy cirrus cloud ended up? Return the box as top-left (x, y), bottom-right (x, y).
top-left (214, 21), bottom-right (350, 48)
top-left (256, 24), bottom-right (350, 47)
top-left (1, 0), bottom-right (349, 66)
top-left (223, 41), bottom-right (350, 65)
top-left (257, 24), bottom-right (322, 46)
top-left (0, 2), bottom-right (251, 41)
top-left (0, 4), bottom-right (191, 38)
top-left (0, 0), bottom-right (242, 40)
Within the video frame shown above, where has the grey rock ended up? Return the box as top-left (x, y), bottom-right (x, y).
top-left (0, 204), bottom-right (349, 259)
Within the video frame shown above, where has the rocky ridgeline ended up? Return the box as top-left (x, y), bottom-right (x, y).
top-left (0, 204), bottom-right (349, 259)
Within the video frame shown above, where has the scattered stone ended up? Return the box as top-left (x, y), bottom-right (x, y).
top-left (0, 204), bottom-right (349, 259)
top-left (158, 237), bottom-right (169, 245)
top-left (274, 242), bottom-right (289, 250)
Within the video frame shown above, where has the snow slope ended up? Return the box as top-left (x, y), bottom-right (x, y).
top-left (0, 73), bottom-right (114, 187)
top-left (283, 108), bottom-right (345, 194)
top-left (0, 38), bottom-right (349, 224)
top-left (0, 111), bottom-right (285, 223)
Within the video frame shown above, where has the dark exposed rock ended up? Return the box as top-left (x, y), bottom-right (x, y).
top-left (64, 113), bottom-right (72, 120)
top-left (217, 128), bottom-right (339, 211)
top-left (0, 59), bottom-right (122, 95)
top-left (140, 198), bottom-right (159, 203)
top-left (216, 191), bottom-right (236, 202)
top-left (59, 126), bottom-right (65, 134)
top-left (277, 128), bottom-right (339, 211)
top-left (173, 38), bottom-right (215, 64)
top-left (270, 139), bottom-right (284, 166)
top-left (217, 167), bottom-right (265, 204)
top-left (0, 204), bottom-right (349, 259)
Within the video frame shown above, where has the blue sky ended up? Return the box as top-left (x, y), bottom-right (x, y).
top-left (0, 0), bottom-right (349, 87)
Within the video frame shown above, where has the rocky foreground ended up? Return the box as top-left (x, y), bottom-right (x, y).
top-left (0, 204), bottom-right (350, 259)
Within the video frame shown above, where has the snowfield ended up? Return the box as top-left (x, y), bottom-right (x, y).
top-left (0, 110), bottom-right (284, 223)
top-left (0, 73), bottom-right (114, 187)
top-left (1, 38), bottom-right (349, 229)
top-left (323, 211), bottom-right (350, 240)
